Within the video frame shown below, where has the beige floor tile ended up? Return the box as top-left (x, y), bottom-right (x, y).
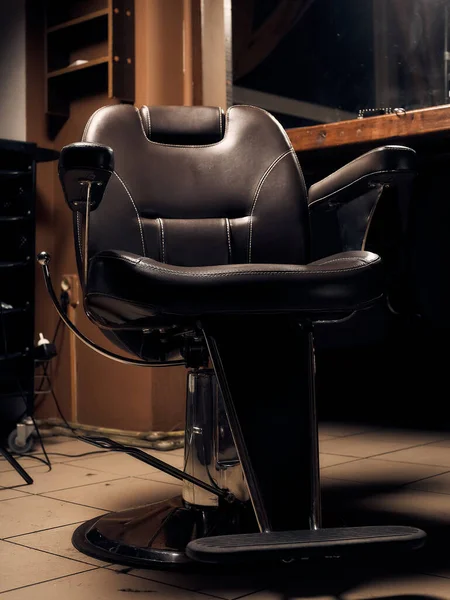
top-left (319, 453), bottom-right (357, 468)
top-left (7, 429), bottom-right (450, 600)
top-left (0, 487), bottom-right (29, 501)
top-left (131, 568), bottom-right (265, 599)
top-left (0, 539), bottom-right (95, 593)
top-left (8, 522), bottom-right (108, 566)
top-left (0, 436), bottom-right (89, 473)
top-left (139, 470), bottom-right (182, 486)
top-left (426, 439), bottom-right (450, 448)
top-left (321, 476), bottom-right (364, 489)
top-left (318, 432), bottom-right (338, 441)
top-left (0, 462), bottom-right (124, 495)
top-left (200, 587), bottom-right (266, 600)
top-left (382, 444), bottom-right (450, 467)
top-left (238, 593), bottom-right (333, 600)
top-left (320, 430), bottom-right (446, 458)
top-left (145, 449), bottom-right (185, 469)
top-left (407, 470), bottom-right (450, 494)
top-left (355, 488), bottom-right (450, 523)
top-left (34, 437), bottom-right (107, 463)
top-left (0, 455), bottom-right (44, 473)
top-left (0, 568), bottom-right (220, 599)
top-left (46, 476), bottom-right (181, 511)
top-left (0, 494), bottom-right (104, 538)
top-left (342, 572), bottom-right (450, 600)
top-left (235, 572), bottom-right (450, 600)
top-left (319, 423), bottom-right (381, 439)
top-left (169, 447), bottom-right (185, 457)
top-left (66, 451), bottom-right (161, 476)
top-left (322, 458), bottom-right (447, 485)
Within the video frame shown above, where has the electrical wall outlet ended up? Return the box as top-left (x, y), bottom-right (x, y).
top-left (61, 274), bottom-right (80, 308)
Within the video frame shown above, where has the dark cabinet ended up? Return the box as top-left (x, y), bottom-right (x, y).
top-left (0, 139), bottom-right (58, 437)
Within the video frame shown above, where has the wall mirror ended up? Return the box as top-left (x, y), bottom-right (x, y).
top-left (232, 0), bottom-right (450, 143)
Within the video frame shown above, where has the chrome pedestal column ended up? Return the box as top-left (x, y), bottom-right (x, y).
top-left (72, 369), bottom-right (252, 568)
top-left (183, 369), bottom-right (249, 507)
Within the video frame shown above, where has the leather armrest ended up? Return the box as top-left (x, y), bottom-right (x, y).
top-left (308, 145), bottom-right (416, 208)
top-left (59, 142), bottom-right (114, 173)
top-left (59, 142), bottom-right (114, 213)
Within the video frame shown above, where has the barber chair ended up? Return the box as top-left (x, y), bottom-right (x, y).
top-left (38, 104), bottom-right (425, 568)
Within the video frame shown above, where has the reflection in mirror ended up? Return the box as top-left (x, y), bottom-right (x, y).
top-left (232, 0), bottom-right (450, 128)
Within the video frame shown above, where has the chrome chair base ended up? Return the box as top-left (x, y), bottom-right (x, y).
top-left (72, 495), bottom-right (255, 569)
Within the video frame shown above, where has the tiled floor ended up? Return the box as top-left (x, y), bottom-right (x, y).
top-left (3, 424), bottom-right (450, 598)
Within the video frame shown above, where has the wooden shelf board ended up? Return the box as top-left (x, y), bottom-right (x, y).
top-left (47, 56), bottom-right (109, 79)
top-left (46, 8), bottom-right (109, 34)
top-left (287, 104), bottom-right (450, 153)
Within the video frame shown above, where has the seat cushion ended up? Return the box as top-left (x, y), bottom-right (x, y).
top-left (84, 250), bottom-right (383, 328)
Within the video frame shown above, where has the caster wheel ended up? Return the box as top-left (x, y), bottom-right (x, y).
top-left (8, 431), bottom-right (34, 454)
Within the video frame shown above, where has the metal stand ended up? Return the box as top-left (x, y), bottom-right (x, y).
top-left (188, 317), bottom-right (425, 564)
top-left (0, 444), bottom-right (33, 485)
top-left (72, 369), bottom-right (254, 568)
top-left (203, 315), bottom-right (319, 533)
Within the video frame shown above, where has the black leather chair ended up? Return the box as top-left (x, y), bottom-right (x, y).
top-left (38, 104), bottom-right (424, 568)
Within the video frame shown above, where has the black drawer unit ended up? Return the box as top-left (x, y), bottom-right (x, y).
top-left (0, 139), bottom-right (58, 438)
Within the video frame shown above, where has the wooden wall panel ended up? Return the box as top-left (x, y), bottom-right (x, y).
top-left (134, 0), bottom-right (185, 106)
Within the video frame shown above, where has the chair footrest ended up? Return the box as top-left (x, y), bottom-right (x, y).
top-left (186, 526), bottom-right (426, 564)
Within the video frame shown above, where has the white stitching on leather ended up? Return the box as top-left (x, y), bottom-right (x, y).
top-left (135, 263), bottom-right (380, 278)
top-left (244, 105), bottom-right (309, 201)
top-left (312, 257), bottom-right (367, 266)
top-left (248, 150), bottom-right (293, 263)
top-left (146, 106), bottom-right (151, 138)
top-left (157, 217), bottom-right (166, 262)
top-left (289, 146), bottom-right (308, 200)
top-left (309, 171), bottom-right (396, 206)
top-left (76, 212), bottom-right (83, 256)
top-left (97, 253), bottom-right (381, 277)
top-left (113, 171), bottom-right (146, 256)
top-left (218, 107), bottom-right (223, 136)
top-left (225, 218), bottom-right (232, 262)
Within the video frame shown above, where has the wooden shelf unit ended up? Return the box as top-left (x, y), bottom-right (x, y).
top-left (45, 0), bottom-right (135, 139)
top-left (47, 56), bottom-right (109, 79)
top-left (46, 8), bottom-right (109, 33)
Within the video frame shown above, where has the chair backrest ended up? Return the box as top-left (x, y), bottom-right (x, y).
top-left (77, 104), bottom-right (310, 272)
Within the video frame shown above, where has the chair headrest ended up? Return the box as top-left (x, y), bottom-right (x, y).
top-left (139, 106), bottom-right (225, 145)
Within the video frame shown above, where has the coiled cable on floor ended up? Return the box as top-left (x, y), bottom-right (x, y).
top-left (35, 418), bottom-right (185, 451)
